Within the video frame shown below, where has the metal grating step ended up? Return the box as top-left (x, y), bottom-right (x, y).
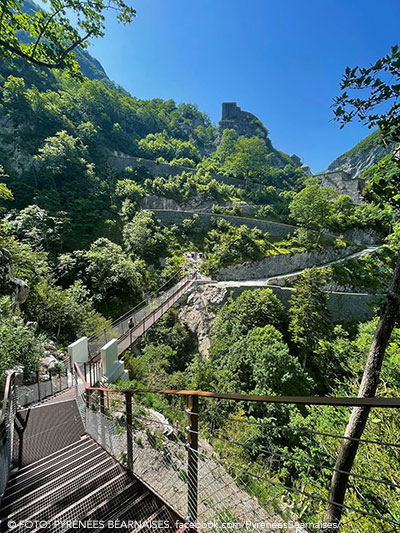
top-left (97, 491), bottom-right (154, 533)
top-left (12, 400), bottom-right (84, 467)
top-left (2, 456), bottom-right (113, 521)
top-left (8, 436), bottom-right (92, 483)
top-left (32, 472), bottom-right (132, 533)
top-left (130, 505), bottom-right (173, 533)
top-left (19, 464), bottom-right (122, 527)
top-left (76, 480), bottom-right (143, 525)
top-left (3, 444), bottom-right (102, 500)
top-left (8, 436), bottom-right (90, 479)
top-left (101, 491), bottom-right (162, 533)
top-left (1, 451), bottom-right (111, 515)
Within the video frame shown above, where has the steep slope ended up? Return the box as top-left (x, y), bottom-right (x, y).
top-left (20, 0), bottom-right (109, 81)
top-left (327, 130), bottom-right (393, 178)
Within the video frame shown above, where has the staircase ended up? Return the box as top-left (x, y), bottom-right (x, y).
top-left (0, 393), bottom-right (183, 533)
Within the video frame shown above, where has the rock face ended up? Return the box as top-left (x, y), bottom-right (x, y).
top-left (327, 130), bottom-right (393, 178)
top-left (0, 247), bottom-right (29, 305)
top-left (179, 285), bottom-right (227, 355)
top-left (0, 114), bottom-right (35, 176)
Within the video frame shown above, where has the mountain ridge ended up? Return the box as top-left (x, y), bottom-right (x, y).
top-left (326, 130), bottom-right (393, 178)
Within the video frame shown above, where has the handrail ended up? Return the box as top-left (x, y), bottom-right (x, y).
top-left (0, 371), bottom-right (16, 426)
top-left (74, 363), bottom-right (400, 408)
top-left (88, 264), bottom-right (192, 342)
top-left (109, 265), bottom-right (190, 328)
top-left (73, 361), bottom-right (400, 528)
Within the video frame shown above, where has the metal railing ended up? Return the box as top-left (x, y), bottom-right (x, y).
top-left (88, 267), bottom-right (197, 358)
top-left (0, 371), bottom-right (17, 499)
top-left (73, 362), bottom-right (400, 532)
top-left (17, 367), bottom-right (71, 408)
top-left (0, 362), bottom-right (72, 500)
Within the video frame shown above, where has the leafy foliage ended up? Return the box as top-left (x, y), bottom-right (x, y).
top-left (0, 296), bottom-right (43, 383)
top-left (123, 210), bottom-right (168, 265)
top-left (333, 45), bottom-right (400, 145)
top-left (289, 267), bottom-right (333, 366)
top-left (0, 0), bottom-right (135, 75)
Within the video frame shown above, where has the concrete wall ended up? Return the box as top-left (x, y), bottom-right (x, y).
top-left (208, 283), bottom-right (383, 323)
top-left (108, 153), bottom-right (264, 190)
top-left (271, 286), bottom-right (383, 322)
top-left (343, 228), bottom-right (382, 245)
top-left (68, 337), bottom-right (88, 368)
top-left (151, 209), bottom-right (298, 237)
top-left (216, 246), bottom-right (359, 281)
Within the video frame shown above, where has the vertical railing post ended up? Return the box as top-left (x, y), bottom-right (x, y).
top-left (100, 389), bottom-right (105, 415)
top-left (49, 369), bottom-right (54, 396)
top-left (36, 370), bottom-right (41, 402)
top-left (125, 391), bottom-right (133, 472)
top-left (58, 369), bottom-right (62, 392)
top-left (187, 394), bottom-right (199, 526)
top-left (83, 362), bottom-right (87, 384)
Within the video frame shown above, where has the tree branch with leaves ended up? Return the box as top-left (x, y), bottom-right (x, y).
top-left (325, 45), bottom-right (400, 528)
top-left (0, 0), bottom-right (136, 77)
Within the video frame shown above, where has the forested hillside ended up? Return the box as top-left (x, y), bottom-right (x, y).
top-left (1, 27), bottom-right (400, 531)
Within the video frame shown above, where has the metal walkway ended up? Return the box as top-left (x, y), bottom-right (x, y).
top-left (88, 269), bottom-right (196, 358)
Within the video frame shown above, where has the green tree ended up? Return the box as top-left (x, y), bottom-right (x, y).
top-left (141, 309), bottom-right (195, 372)
top-left (123, 210), bottom-right (168, 264)
top-left (2, 75), bottom-right (28, 117)
top-left (213, 325), bottom-right (310, 396)
top-left (289, 182), bottom-right (336, 241)
top-left (326, 45), bottom-right (400, 526)
top-left (289, 267), bottom-right (333, 368)
top-left (0, 166), bottom-right (13, 218)
top-left (224, 136), bottom-right (269, 184)
top-left (203, 219), bottom-right (271, 273)
top-left (34, 130), bottom-right (91, 185)
top-left (23, 277), bottom-right (107, 341)
top-left (212, 288), bottom-right (287, 346)
top-left (125, 344), bottom-right (175, 387)
top-left (0, 0), bottom-right (135, 76)
top-left (214, 129), bottom-right (237, 164)
top-left (59, 238), bottom-right (146, 316)
top-left (0, 297), bottom-right (43, 384)
top-left (114, 179), bottom-right (144, 221)
top-left (9, 204), bottom-right (70, 254)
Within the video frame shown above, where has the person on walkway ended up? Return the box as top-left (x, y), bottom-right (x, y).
top-left (128, 317), bottom-right (134, 331)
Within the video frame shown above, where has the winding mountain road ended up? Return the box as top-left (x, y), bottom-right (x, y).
top-left (204, 245), bottom-right (380, 289)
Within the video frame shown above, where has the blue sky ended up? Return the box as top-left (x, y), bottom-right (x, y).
top-left (86, 0), bottom-right (400, 172)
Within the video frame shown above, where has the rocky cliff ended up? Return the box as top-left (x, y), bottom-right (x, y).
top-left (179, 284), bottom-right (227, 355)
top-left (327, 130), bottom-right (393, 178)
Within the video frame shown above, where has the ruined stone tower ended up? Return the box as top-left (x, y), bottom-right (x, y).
top-left (217, 102), bottom-right (270, 145)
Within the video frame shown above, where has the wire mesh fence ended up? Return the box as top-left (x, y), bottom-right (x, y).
top-left (0, 372), bottom-right (17, 499)
top-left (17, 368), bottom-right (71, 408)
top-left (72, 371), bottom-right (400, 533)
top-left (87, 268), bottom-right (196, 357)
